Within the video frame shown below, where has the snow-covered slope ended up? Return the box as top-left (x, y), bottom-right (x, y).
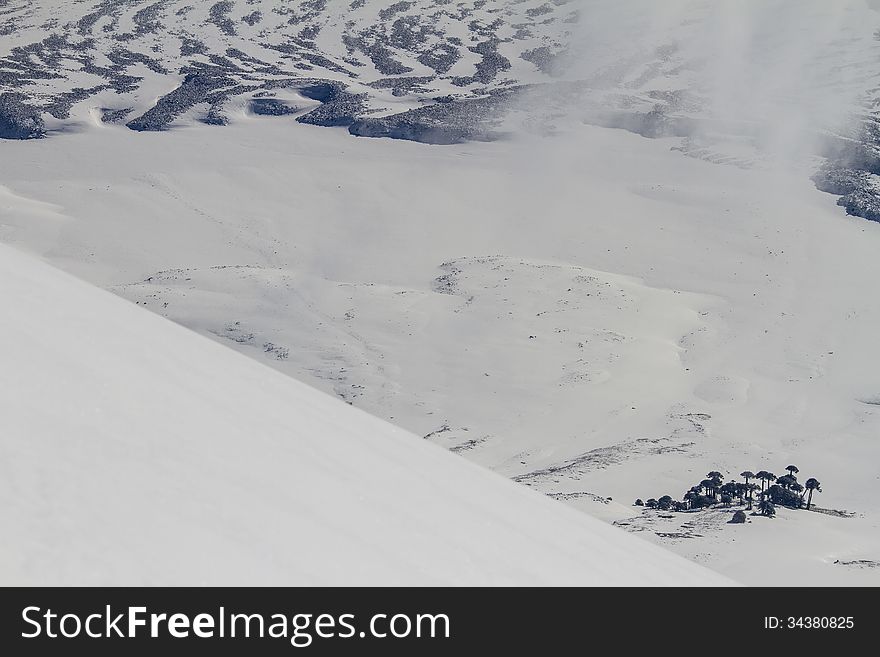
top-left (4, 110), bottom-right (880, 585)
top-left (0, 242), bottom-right (731, 586)
top-left (5, 1), bottom-right (880, 586)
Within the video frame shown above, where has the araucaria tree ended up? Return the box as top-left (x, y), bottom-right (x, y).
top-left (745, 483), bottom-right (758, 510)
top-left (755, 471), bottom-right (769, 494)
top-left (638, 464), bottom-right (823, 520)
top-left (707, 472), bottom-right (723, 494)
top-left (741, 471), bottom-right (755, 508)
top-left (804, 478), bottom-right (822, 511)
top-left (720, 481), bottom-right (739, 503)
top-left (755, 471), bottom-right (776, 495)
top-left (700, 478), bottom-right (714, 498)
top-left (776, 474), bottom-right (796, 490)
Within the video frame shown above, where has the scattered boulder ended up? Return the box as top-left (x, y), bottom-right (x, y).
top-left (729, 510), bottom-right (747, 524)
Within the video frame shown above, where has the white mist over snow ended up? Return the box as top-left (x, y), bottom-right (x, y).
top-left (555, 0), bottom-right (880, 162)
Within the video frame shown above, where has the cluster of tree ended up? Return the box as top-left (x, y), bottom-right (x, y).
top-left (635, 465), bottom-right (822, 519)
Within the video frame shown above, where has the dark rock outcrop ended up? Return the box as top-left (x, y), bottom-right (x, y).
top-left (729, 510), bottom-right (747, 524)
top-left (250, 98), bottom-right (299, 116)
top-left (348, 90), bottom-right (517, 145)
top-left (126, 73), bottom-right (235, 131)
top-left (0, 93), bottom-right (44, 139)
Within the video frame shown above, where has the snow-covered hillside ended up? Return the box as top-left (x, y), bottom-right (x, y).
top-left (4, 1), bottom-right (880, 586)
top-left (0, 0), bottom-right (576, 142)
top-left (0, 241), bottom-right (732, 586)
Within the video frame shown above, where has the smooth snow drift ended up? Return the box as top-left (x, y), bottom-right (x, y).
top-left (0, 243), bottom-right (730, 586)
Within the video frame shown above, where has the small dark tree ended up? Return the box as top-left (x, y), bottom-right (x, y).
top-left (646, 498), bottom-right (658, 509)
top-left (804, 478), bottom-right (822, 511)
top-left (720, 493), bottom-right (732, 507)
top-left (786, 465), bottom-right (800, 477)
top-left (745, 483), bottom-right (758, 510)
top-left (658, 495), bottom-right (674, 511)
top-left (699, 494), bottom-right (716, 508)
top-left (759, 496), bottom-right (776, 517)
top-left (635, 498), bottom-right (644, 506)
top-left (734, 482), bottom-right (746, 504)
top-left (686, 490), bottom-right (714, 509)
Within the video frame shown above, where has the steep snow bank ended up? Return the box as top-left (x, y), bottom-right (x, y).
top-left (0, 244), bottom-right (730, 586)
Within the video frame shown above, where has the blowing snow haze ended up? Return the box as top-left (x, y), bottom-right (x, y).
top-left (539, 0), bottom-right (880, 164)
top-left (3, 1), bottom-right (880, 587)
